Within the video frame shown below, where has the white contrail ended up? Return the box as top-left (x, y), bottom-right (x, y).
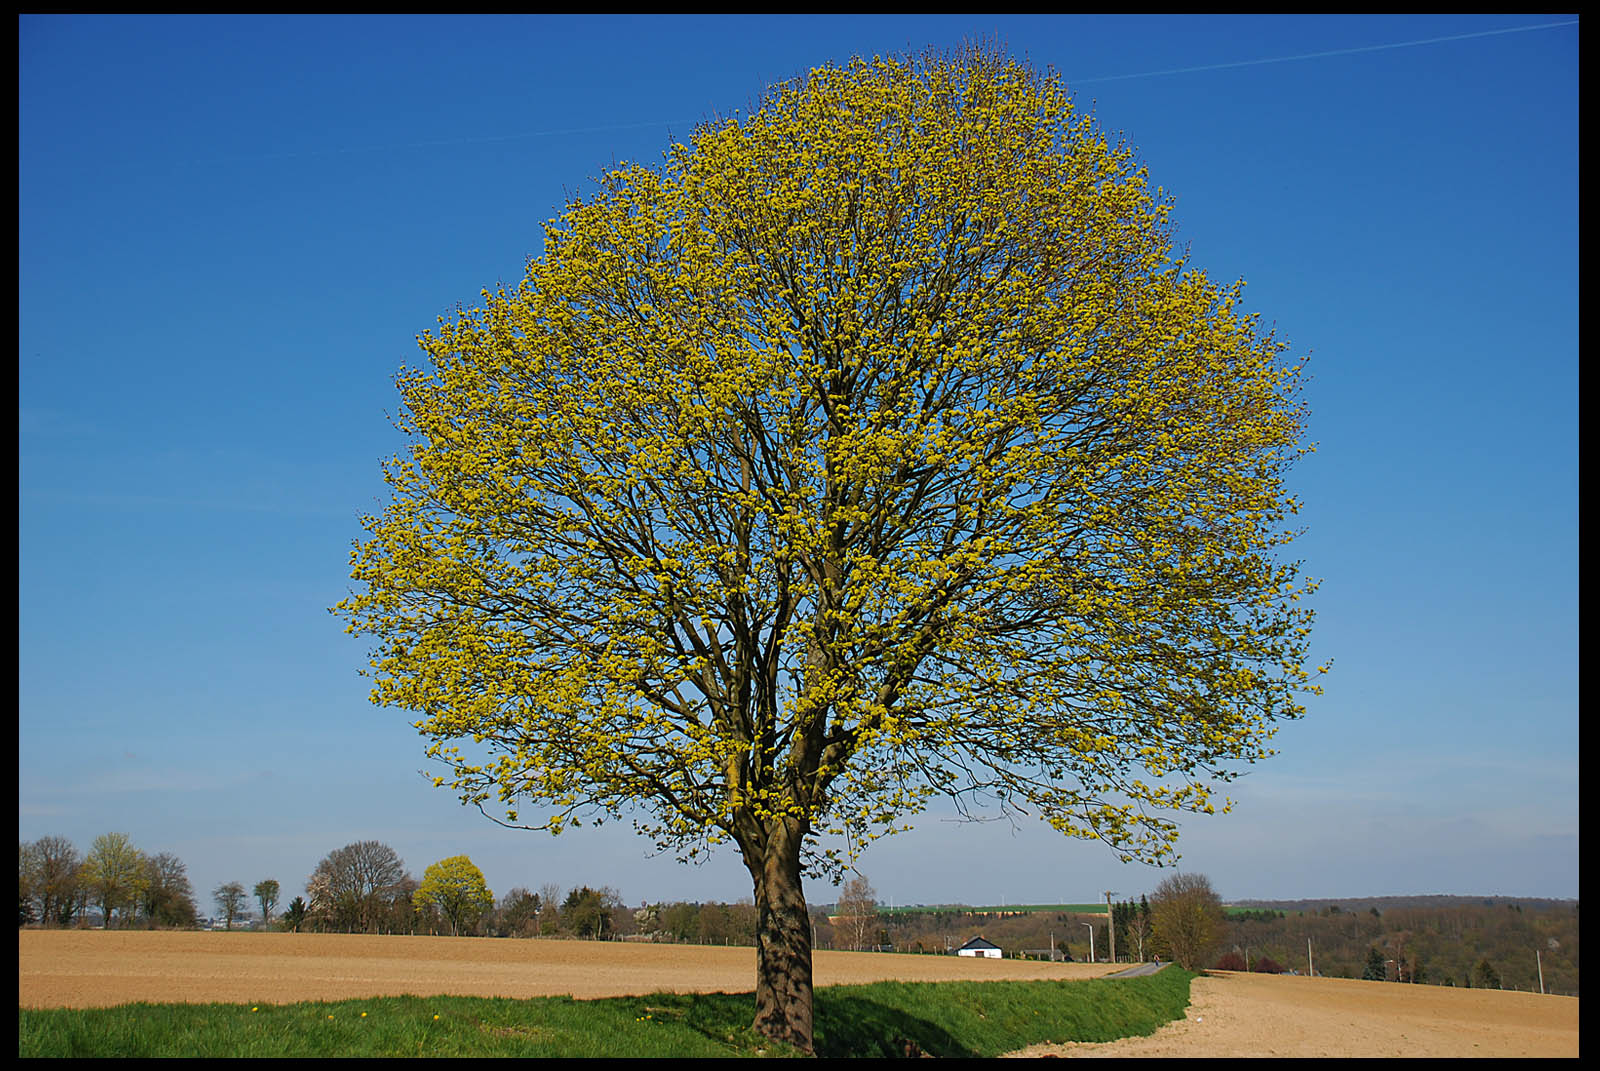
top-left (1071, 19), bottom-right (1578, 86)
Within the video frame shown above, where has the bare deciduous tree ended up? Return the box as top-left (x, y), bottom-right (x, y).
top-left (1149, 872), bottom-right (1224, 970)
top-left (836, 874), bottom-right (877, 951)
top-left (307, 841), bottom-right (410, 933)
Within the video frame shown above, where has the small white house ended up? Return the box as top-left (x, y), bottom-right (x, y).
top-left (956, 936), bottom-right (1003, 958)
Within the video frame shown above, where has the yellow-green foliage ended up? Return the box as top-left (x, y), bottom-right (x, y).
top-left (338, 48), bottom-right (1320, 876)
top-left (414, 855), bottom-right (494, 936)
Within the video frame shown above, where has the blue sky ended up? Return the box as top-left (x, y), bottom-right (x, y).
top-left (19, 15), bottom-right (1578, 914)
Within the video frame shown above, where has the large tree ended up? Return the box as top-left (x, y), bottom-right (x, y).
top-left (339, 48), bottom-right (1318, 1051)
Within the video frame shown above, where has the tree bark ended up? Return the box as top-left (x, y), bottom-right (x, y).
top-left (747, 820), bottom-right (815, 1054)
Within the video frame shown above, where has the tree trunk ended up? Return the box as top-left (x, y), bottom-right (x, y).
top-left (747, 822), bottom-right (814, 1054)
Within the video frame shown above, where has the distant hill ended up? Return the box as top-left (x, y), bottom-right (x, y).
top-left (1229, 895), bottom-right (1577, 914)
top-left (1220, 896), bottom-right (1579, 995)
top-left (870, 903), bottom-right (1107, 916)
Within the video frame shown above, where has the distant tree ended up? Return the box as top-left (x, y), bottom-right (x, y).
top-left (633, 903), bottom-right (662, 938)
top-left (213, 882), bottom-right (248, 930)
top-left (1112, 900), bottom-right (1141, 963)
top-left (1214, 949), bottom-right (1247, 971)
top-left (281, 896), bottom-right (308, 932)
top-left (307, 841), bottom-right (410, 933)
top-left (139, 853), bottom-right (198, 928)
top-left (537, 883), bottom-right (563, 936)
top-left (698, 901), bottom-right (734, 945)
top-left (663, 901), bottom-right (700, 943)
top-left (84, 833), bottom-right (146, 929)
top-left (1473, 958), bottom-right (1501, 990)
top-left (836, 874), bottom-right (877, 952)
top-left (414, 856), bottom-right (494, 936)
top-left (20, 842), bottom-right (36, 926)
top-left (253, 880), bottom-right (280, 929)
top-left (1362, 946), bottom-right (1387, 981)
top-left (1126, 908), bottom-right (1151, 962)
top-left (1149, 873), bottom-right (1224, 971)
top-left (382, 875), bottom-right (421, 935)
top-left (561, 886), bottom-right (620, 939)
top-left (728, 898), bottom-right (759, 945)
top-left (491, 887), bottom-right (542, 937)
top-left (1253, 955), bottom-right (1285, 974)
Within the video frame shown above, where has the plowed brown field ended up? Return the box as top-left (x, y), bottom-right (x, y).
top-left (19, 933), bottom-right (1579, 1057)
top-left (17, 930), bottom-right (1115, 1008)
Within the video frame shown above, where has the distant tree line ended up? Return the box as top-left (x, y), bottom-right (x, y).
top-left (20, 834), bottom-right (201, 930)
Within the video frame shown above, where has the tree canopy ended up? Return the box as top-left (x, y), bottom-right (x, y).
top-left (339, 47), bottom-right (1318, 1050)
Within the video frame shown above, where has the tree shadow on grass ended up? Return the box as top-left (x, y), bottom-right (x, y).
top-left (814, 990), bottom-right (973, 1058)
top-left (626, 990), bottom-right (969, 1058)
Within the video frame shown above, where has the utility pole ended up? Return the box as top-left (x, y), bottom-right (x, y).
top-left (1104, 891), bottom-right (1117, 964)
top-left (1537, 949), bottom-right (1545, 994)
top-left (1082, 922), bottom-right (1096, 963)
top-left (1307, 937), bottom-right (1314, 977)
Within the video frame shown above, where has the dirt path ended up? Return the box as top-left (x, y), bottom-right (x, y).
top-left (1006, 969), bottom-right (1579, 1058)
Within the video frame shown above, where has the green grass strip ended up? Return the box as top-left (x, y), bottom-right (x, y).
top-left (18, 969), bottom-right (1191, 1058)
